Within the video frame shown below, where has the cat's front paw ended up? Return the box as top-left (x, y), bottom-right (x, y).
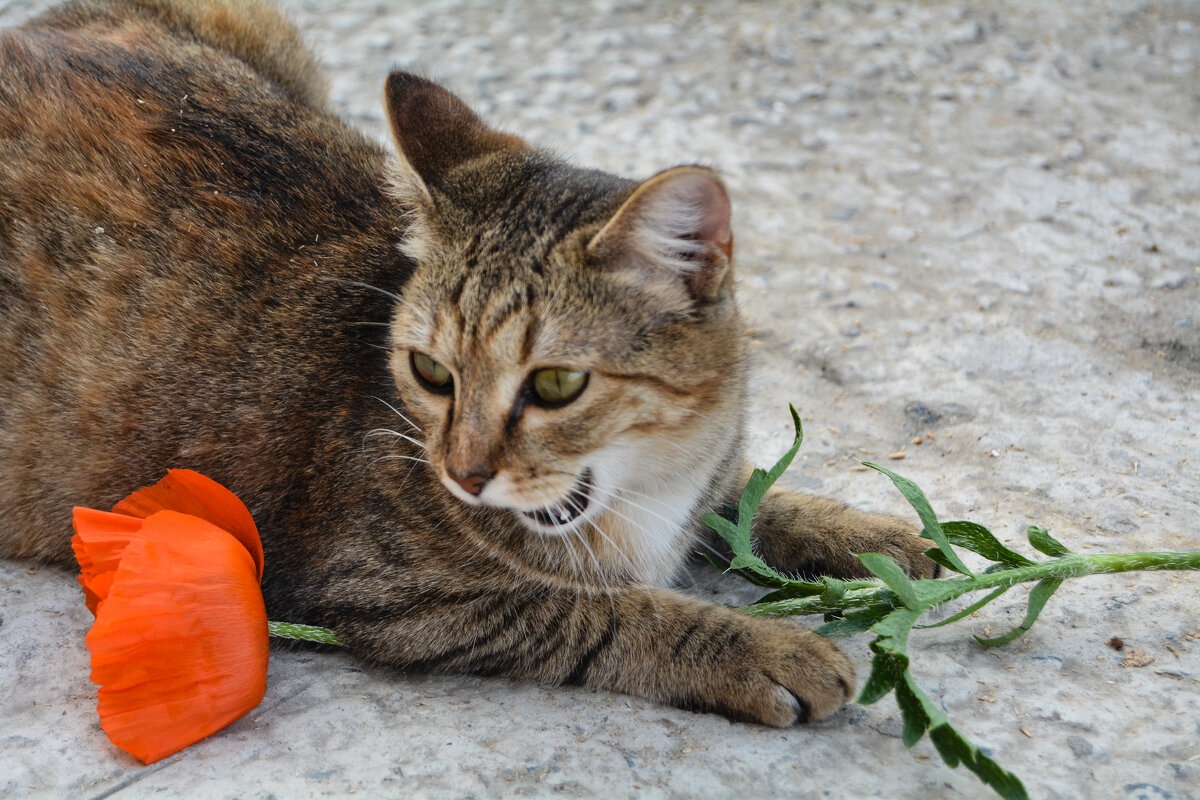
top-left (692, 616), bottom-right (855, 727)
top-left (881, 521), bottom-right (941, 580)
top-left (752, 490), bottom-right (941, 580)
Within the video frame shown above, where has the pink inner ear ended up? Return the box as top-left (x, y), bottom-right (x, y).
top-left (690, 177), bottom-right (733, 259)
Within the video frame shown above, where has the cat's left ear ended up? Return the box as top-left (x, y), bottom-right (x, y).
top-left (383, 71), bottom-right (527, 202)
top-left (587, 166), bottom-right (733, 304)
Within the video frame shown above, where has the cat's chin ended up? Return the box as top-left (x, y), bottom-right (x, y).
top-left (515, 468), bottom-right (595, 536)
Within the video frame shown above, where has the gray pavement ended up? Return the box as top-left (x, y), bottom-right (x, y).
top-left (1, 1), bottom-right (1198, 798)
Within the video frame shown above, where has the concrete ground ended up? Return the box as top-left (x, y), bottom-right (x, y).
top-left (2, 1), bottom-right (1198, 798)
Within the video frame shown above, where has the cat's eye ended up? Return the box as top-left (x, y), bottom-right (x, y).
top-left (411, 352), bottom-right (453, 394)
top-left (530, 368), bottom-right (588, 407)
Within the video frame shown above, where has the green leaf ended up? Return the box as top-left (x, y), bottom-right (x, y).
top-left (858, 606), bottom-right (921, 704)
top-left (925, 547), bottom-right (967, 575)
top-left (940, 521), bottom-right (1036, 568)
top-left (859, 553), bottom-right (921, 610)
top-left (895, 673), bottom-right (936, 747)
top-left (858, 651), bottom-right (905, 705)
top-left (1027, 525), bottom-right (1070, 557)
top-left (699, 548), bottom-right (790, 589)
top-left (929, 724), bottom-right (1030, 800)
top-left (814, 603), bottom-right (895, 637)
top-left (864, 462), bottom-right (973, 576)
top-left (820, 576), bottom-right (847, 603)
top-left (753, 580), bottom-right (827, 603)
top-left (916, 586), bottom-right (1010, 629)
top-left (735, 405), bottom-right (804, 528)
top-left (702, 406), bottom-right (807, 590)
top-left (975, 578), bottom-right (1064, 647)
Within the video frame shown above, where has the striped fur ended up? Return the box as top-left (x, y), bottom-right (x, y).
top-left (0, 0), bottom-right (935, 727)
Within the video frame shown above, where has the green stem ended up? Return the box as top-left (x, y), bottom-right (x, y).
top-left (742, 550), bottom-right (1200, 618)
top-left (267, 621), bottom-right (345, 646)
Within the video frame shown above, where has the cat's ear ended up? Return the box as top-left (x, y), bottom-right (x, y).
top-left (587, 166), bottom-right (733, 304)
top-left (383, 71), bottom-right (527, 201)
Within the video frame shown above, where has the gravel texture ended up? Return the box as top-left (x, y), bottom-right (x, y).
top-left (1, 1), bottom-right (1198, 798)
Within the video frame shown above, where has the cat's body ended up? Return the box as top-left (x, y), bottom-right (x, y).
top-left (1, 0), bottom-right (934, 726)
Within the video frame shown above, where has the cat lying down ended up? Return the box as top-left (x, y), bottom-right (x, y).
top-left (0, 0), bottom-right (936, 726)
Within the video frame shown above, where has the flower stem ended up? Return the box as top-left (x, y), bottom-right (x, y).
top-left (742, 550), bottom-right (1200, 618)
top-left (267, 621), bottom-right (345, 646)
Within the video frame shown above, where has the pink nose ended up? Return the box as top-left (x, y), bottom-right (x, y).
top-left (449, 472), bottom-right (488, 496)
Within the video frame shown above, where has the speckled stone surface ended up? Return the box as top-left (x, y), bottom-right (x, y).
top-left (1, 1), bottom-right (1197, 798)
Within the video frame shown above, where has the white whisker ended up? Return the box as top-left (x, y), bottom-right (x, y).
top-left (322, 276), bottom-right (405, 306)
top-left (368, 395), bottom-right (422, 432)
top-left (372, 454), bottom-right (431, 465)
top-left (364, 427), bottom-right (427, 450)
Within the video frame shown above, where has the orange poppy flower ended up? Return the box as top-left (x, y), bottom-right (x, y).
top-left (72, 470), bottom-right (269, 765)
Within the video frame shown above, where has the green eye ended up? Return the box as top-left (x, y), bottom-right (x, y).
top-left (411, 352), bottom-right (452, 394)
top-left (530, 368), bottom-right (588, 407)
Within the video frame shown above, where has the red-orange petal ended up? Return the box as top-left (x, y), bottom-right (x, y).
top-left (71, 508), bottom-right (146, 615)
top-left (86, 510), bottom-right (268, 764)
top-left (111, 469), bottom-right (264, 582)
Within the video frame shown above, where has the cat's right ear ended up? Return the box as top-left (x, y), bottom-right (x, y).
top-left (383, 72), bottom-right (527, 202)
top-left (587, 166), bottom-right (734, 306)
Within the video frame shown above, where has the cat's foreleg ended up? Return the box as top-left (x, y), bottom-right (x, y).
top-left (320, 577), bottom-right (855, 726)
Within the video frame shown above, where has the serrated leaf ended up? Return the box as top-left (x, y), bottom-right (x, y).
top-left (864, 462), bottom-right (973, 576)
top-left (929, 725), bottom-right (1029, 800)
top-left (940, 521), bottom-right (1036, 568)
top-left (916, 586), bottom-right (1010, 630)
top-left (859, 553), bottom-right (921, 610)
top-left (975, 578), bottom-right (1063, 647)
top-left (1027, 525), bottom-right (1070, 557)
top-left (858, 651), bottom-right (905, 704)
top-left (895, 674), bottom-right (935, 747)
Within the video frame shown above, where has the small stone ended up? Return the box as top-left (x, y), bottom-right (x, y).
top-left (947, 21), bottom-right (984, 44)
top-left (795, 83), bottom-right (828, 101)
top-left (828, 206), bottom-right (858, 221)
top-left (1150, 272), bottom-right (1188, 290)
top-left (1059, 140), bottom-right (1086, 161)
top-left (1067, 735), bottom-right (1094, 757)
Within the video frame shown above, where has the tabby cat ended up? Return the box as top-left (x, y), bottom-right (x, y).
top-left (0, 0), bottom-right (936, 727)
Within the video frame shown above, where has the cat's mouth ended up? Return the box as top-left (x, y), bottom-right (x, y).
top-left (520, 468), bottom-right (593, 529)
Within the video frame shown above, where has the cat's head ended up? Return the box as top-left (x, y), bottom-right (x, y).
top-left (381, 73), bottom-right (746, 577)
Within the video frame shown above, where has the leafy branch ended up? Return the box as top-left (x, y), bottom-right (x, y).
top-left (704, 406), bottom-right (1200, 800)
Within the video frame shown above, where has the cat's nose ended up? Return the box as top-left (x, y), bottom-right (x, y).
top-left (449, 470), bottom-right (490, 496)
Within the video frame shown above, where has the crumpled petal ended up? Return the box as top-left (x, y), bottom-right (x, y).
top-left (71, 475), bottom-right (269, 765)
top-left (112, 469), bottom-right (264, 581)
top-left (71, 508), bottom-right (144, 614)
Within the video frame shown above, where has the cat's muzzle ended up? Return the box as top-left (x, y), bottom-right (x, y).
top-left (521, 468), bottom-right (593, 529)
